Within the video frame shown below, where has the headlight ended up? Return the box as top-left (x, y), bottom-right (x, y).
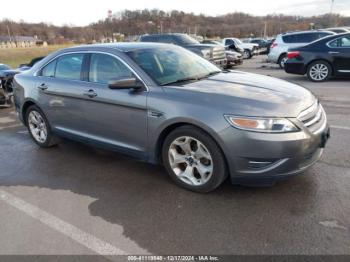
top-left (225, 115), bottom-right (299, 133)
top-left (201, 49), bottom-right (212, 59)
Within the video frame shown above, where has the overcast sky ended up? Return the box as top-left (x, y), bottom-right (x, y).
top-left (2, 0), bottom-right (350, 26)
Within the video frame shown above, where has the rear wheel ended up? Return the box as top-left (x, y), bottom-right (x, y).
top-left (26, 105), bottom-right (58, 147)
top-left (278, 54), bottom-right (288, 69)
top-left (162, 126), bottom-right (227, 193)
top-left (307, 61), bottom-right (331, 82)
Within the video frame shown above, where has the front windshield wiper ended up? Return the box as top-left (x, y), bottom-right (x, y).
top-left (197, 71), bottom-right (222, 80)
top-left (161, 77), bottom-right (201, 86)
top-left (161, 71), bottom-right (222, 86)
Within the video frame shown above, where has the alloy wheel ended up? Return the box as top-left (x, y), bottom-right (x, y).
top-left (28, 111), bottom-right (48, 143)
top-left (309, 63), bottom-right (329, 81)
top-left (168, 136), bottom-right (213, 186)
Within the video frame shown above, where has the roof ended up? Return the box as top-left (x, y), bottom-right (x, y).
top-left (281, 30), bottom-right (336, 36)
top-left (70, 42), bottom-right (176, 52)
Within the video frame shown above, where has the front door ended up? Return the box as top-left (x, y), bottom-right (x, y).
top-left (78, 52), bottom-right (148, 158)
top-left (328, 35), bottom-right (350, 75)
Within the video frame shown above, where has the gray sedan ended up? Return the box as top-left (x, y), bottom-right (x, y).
top-left (13, 43), bottom-right (330, 192)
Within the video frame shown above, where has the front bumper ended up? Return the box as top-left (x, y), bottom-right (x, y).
top-left (219, 117), bottom-right (329, 184)
top-left (227, 58), bottom-right (243, 66)
top-left (212, 58), bottom-right (228, 68)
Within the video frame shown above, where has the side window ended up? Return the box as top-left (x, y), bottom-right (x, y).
top-left (318, 33), bottom-right (331, 39)
top-left (89, 53), bottom-right (133, 84)
top-left (282, 35), bottom-right (298, 43)
top-left (159, 36), bottom-right (176, 44)
top-left (41, 60), bottom-right (56, 77)
top-left (141, 36), bottom-right (158, 42)
top-left (55, 54), bottom-right (84, 81)
top-left (225, 39), bottom-right (234, 46)
top-left (329, 36), bottom-right (350, 48)
top-left (297, 33), bottom-right (313, 43)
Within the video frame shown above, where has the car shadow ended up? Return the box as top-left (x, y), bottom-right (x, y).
top-left (0, 130), bottom-right (321, 254)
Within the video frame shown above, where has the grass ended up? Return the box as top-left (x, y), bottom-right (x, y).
top-left (0, 45), bottom-right (74, 68)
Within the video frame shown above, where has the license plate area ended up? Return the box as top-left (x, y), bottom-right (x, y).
top-left (320, 127), bottom-right (330, 148)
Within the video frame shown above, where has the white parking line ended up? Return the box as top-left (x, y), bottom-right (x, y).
top-left (0, 189), bottom-right (127, 255)
top-left (0, 124), bottom-right (23, 130)
top-left (331, 125), bottom-right (350, 131)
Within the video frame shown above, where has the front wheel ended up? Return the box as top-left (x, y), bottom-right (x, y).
top-left (307, 61), bottom-right (332, 82)
top-left (162, 126), bottom-right (227, 193)
top-left (243, 49), bottom-right (252, 59)
top-left (26, 105), bottom-right (58, 147)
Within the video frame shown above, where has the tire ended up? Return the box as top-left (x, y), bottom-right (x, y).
top-left (243, 49), bottom-right (252, 59)
top-left (25, 105), bottom-right (58, 147)
top-left (162, 125), bottom-right (227, 193)
top-left (307, 60), bottom-right (332, 82)
top-left (278, 54), bottom-right (288, 69)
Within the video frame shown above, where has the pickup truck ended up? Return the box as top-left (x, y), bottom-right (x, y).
top-left (222, 38), bottom-right (259, 59)
top-left (139, 34), bottom-right (227, 68)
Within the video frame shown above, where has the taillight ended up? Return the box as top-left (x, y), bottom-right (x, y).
top-left (287, 51), bottom-right (300, 59)
top-left (270, 42), bottom-right (278, 48)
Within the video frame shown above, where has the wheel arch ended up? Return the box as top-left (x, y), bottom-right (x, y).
top-left (21, 99), bottom-right (42, 126)
top-left (306, 58), bottom-right (334, 76)
top-left (278, 52), bottom-right (287, 62)
top-left (154, 121), bottom-right (230, 175)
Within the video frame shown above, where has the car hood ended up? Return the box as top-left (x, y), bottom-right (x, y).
top-left (165, 71), bottom-right (316, 117)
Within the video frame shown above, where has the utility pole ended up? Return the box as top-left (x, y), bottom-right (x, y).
top-left (6, 25), bottom-right (12, 43)
top-left (330, 0), bottom-right (335, 27)
top-left (263, 21), bottom-right (267, 39)
top-left (160, 21), bottom-right (163, 34)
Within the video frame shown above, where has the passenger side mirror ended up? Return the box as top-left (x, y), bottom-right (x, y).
top-left (108, 77), bottom-right (144, 90)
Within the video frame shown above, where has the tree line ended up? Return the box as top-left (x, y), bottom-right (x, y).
top-left (0, 9), bottom-right (349, 44)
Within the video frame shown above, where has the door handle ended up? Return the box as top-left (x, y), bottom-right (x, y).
top-left (329, 51), bottom-right (340, 54)
top-left (37, 83), bottom-right (48, 91)
top-left (83, 89), bottom-right (97, 98)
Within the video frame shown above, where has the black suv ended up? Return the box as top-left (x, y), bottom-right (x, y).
top-left (139, 33), bottom-right (227, 67)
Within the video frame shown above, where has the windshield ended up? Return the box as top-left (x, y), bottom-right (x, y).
top-left (176, 34), bottom-right (200, 45)
top-left (234, 38), bottom-right (243, 45)
top-left (127, 47), bottom-right (221, 86)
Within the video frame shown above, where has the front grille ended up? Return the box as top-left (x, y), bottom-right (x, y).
top-left (212, 47), bottom-right (226, 61)
top-left (297, 102), bottom-right (326, 134)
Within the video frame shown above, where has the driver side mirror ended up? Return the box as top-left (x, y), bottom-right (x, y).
top-left (108, 77), bottom-right (144, 90)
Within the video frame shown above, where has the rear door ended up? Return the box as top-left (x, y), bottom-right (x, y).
top-left (36, 53), bottom-right (89, 134)
top-left (328, 35), bottom-right (350, 75)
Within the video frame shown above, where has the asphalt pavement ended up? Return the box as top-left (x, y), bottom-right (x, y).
top-left (0, 56), bottom-right (349, 259)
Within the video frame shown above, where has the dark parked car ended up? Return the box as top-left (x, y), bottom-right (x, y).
top-left (285, 33), bottom-right (350, 82)
top-left (14, 43), bottom-right (329, 192)
top-left (19, 56), bottom-right (45, 70)
top-left (139, 33), bottom-right (227, 67)
top-left (0, 64), bottom-right (12, 106)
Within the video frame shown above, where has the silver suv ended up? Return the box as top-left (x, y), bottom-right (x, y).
top-left (268, 31), bottom-right (335, 68)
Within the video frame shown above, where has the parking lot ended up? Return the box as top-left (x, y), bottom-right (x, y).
top-left (0, 55), bottom-right (349, 258)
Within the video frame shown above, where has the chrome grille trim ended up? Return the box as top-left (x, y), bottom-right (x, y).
top-left (298, 102), bottom-right (326, 134)
top-left (304, 106), bottom-right (322, 127)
